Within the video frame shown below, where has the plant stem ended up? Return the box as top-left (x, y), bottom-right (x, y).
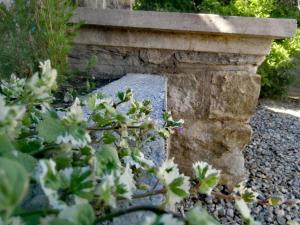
top-left (132, 188), bottom-right (166, 200)
top-left (87, 126), bottom-right (142, 131)
top-left (94, 205), bottom-right (183, 224)
top-left (15, 208), bottom-right (59, 217)
top-left (211, 191), bottom-right (237, 201)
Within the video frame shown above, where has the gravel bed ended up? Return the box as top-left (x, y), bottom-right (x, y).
top-left (180, 99), bottom-right (300, 225)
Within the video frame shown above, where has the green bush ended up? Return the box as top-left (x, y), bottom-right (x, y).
top-left (134, 0), bottom-right (196, 12)
top-left (0, 0), bottom-right (78, 81)
top-left (135, 0), bottom-right (300, 97)
top-left (0, 0), bottom-right (37, 78)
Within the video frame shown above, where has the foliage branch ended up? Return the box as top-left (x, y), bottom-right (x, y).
top-left (0, 61), bottom-right (298, 225)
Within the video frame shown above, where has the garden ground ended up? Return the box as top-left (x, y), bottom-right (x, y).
top-left (181, 98), bottom-right (300, 225)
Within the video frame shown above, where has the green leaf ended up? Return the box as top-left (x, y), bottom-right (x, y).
top-left (3, 151), bottom-right (37, 173)
top-left (54, 153), bottom-right (73, 170)
top-left (169, 177), bottom-right (189, 197)
top-left (198, 175), bottom-right (219, 195)
top-left (96, 146), bottom-right (121, 175)
top-left (242, 190), bottom-right (257, 203)
top-left (0, 134), bottom-right (14, 153)
top-left (102, 131), bottom-right (117, 144)
top-left (37, 112), bottom-right (65, 142)
top-left (15, 137), bottom-right (44, 155)
top-left (117, 89), bottom-right (132, 102)
top-left (267, 196), bottom-right (283, 206)
top-left (0, 135), bottom-right (37, 172)
top-left (186, 207), bottom-right (220, 225)
top-left (0, 158), bottom-right (29, 211)
top-left (70, 167), bottom-right (94, 200)
top-left (193, 162), bottom-right (220, 195)
top-left (59, 204), bottom-right (95, 225)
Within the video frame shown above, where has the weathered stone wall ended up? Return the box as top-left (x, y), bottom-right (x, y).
top-left (70, 45), bottom-right (262, 186)
top-left (70, 7), bottom-right (296, 186)
top-left (69, 46), bottom-right (265, 79)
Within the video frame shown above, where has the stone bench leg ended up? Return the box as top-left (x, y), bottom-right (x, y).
top-left (167, 72), bottom-right (261, 187)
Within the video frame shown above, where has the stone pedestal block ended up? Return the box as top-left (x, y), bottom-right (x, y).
top-left (70, 8), bottom-right (296, 185)
top-left (169, 119), bottom-right (252, 187)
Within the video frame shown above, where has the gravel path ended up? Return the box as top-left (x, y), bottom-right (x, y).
top-left (180, 99), bottom-right (300, 225)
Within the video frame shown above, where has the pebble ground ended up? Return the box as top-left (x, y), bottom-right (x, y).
top-left (180, 99), bottom-right (300, 225)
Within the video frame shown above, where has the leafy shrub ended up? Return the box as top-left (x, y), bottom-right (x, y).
top-left (135, 0), bottom-right (300, 97)
top-left (0, 0), bottom-right (37, 78)
top-left (134, 0), bottom-right (196, 12)
top-left (0, 0), bottom-right (78, 81)
top-left (0, 61), bottom-right (296, 224)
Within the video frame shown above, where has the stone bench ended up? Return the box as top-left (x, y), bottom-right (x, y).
top-left (70, 5), bottom-right (296, 186)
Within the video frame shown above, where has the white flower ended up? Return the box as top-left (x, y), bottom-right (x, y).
top-left (158, 158), bottom-right (181, 184)
top-left (158, 158), bottom-right (190, 208)
top-left (0, 96), bottom-right (26, 136)
top-left (39, 60), bottom-right (57, 90)
top-left (65, 98), bottom-right (84, 123)
top-left (193, 161), bottom-right (221, 179)
top-left (36, 160), bottom-right (66, 209)
top-left (192, 161), bottom-right (220, 195)
top-left (97, 174), bottom-right (117, 208)
top-left (27, 60), bottom-right (57, 101)
top-left (56, 132), bottom-right (91, 148)
top-left (123, 152), bottom-right (154, 169)
top-left (234, 182), bottom-right (258, 203)
top-left (118, 165), bottom-right (136, 199)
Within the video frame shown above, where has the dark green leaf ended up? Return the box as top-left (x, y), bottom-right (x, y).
top-left (102, 131), bottom-right (117, 144)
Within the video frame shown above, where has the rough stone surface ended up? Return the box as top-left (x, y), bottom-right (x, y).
top-left (169, 119), bottom-right (252, 187)
top-left (180, 99), bottom-right (300, 225)
top-left (69, 46), bottom-right (264, 79)
top-left (209, 73), bottom-right (261, 121)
